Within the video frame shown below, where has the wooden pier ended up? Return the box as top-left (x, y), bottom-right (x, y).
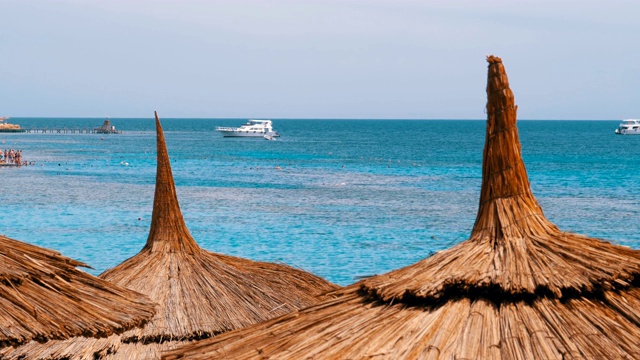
top-left (0, 128), bottom-right (122, 134)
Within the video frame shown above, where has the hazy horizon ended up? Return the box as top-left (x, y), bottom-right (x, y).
top-left (5, 116), bottom-right (623, 121)
top-left (2, 0), bottom-right (638, 120)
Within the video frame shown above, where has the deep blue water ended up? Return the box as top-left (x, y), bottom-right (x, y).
top-left (1, 118), bottom-right (639, 285)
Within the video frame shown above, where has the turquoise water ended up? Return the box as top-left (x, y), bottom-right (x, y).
top-left (1, 118), bottom-right (639, 285)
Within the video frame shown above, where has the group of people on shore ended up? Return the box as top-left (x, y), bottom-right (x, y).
top-left (1, 149), bottom-right (27, 166)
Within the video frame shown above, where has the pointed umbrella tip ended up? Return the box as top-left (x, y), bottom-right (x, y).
top-left (472, 56), bottom-right (548, 238)
top-left (486, 55), bottom-right (510, 99)
top-left (145, 111), bottom-right (200, 253)
top-left (486, 55), bottom-right (502, 64)
top-left (154, 111), bottom-right (161, 130)
top-left (154, 112), bottom-right (166, 160)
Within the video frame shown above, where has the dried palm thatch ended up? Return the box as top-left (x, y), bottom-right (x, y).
top-left (163, 56), bottom-right (640, 360)
top-left (1, 112), bottom-right (337, 359)
top-left (0, 235), bottom-right (155, 348)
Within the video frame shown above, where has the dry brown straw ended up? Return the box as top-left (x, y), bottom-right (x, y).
top-left (0, 232), bottom-right (155, 349)
top-left (1, 111), bottom-right (337, 359)
top-left (163, 56), bottom-right (640, 360)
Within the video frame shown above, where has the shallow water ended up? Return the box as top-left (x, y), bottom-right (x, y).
top-left (1, 118), bottom-right (638, 285)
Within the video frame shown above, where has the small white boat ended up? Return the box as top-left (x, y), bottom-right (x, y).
top-left (216, 119), bottom-right (280, 138)
top-left (615, 119), bottom-right (640, 135)
top-left (263, 132), bottom-right (278, 141)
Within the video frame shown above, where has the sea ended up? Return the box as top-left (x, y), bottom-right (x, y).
top-left (1, 118), bottom-right (639, 286)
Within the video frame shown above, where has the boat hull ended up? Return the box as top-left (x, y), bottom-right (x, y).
top-left (616, 129), bottom-right (640, 135)
top-left (217, 130), bottom-right (269, 137)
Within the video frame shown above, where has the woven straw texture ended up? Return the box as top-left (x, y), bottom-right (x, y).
top-left (1, 113), bottom-right (337, 359)
top-left (163, 56), bottom-right (640, 360)
top-left (0, 233), bottom-right (155, 348)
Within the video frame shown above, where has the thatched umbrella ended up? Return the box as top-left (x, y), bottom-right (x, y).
top-left (0, 235), bottom-right (155, 348)
top-left (164, 56), bottom-right (640, 360)
top-left (1, 112), bottom-right (337, 359)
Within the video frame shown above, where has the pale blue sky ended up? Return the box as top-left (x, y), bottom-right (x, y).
top-left (1, 0), bottom-right (638, 119)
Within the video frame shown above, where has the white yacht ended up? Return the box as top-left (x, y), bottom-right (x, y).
top-left (615, 119), bottom-right (640, 135)
top-left (216, 119), bottom-right (280, 138)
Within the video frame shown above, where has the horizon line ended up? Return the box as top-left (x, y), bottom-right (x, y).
top-left (4, 117), bottom-right (622, 121)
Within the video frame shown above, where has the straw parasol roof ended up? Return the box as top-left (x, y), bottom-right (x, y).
top-left (0, 235), bottom-right (155, 348)
top-left (1, 112), bottom-right (337, 359)
top-left (163, 56), bottom-right (640, 360)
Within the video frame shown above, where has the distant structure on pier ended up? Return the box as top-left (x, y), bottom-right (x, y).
top-left (95, 117), bottom-right (119, 134)
top-left (0, 117), bottom-right (123, 134)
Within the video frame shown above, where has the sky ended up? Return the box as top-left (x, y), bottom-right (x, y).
top-left (1, 0), bottom-right (638, 120)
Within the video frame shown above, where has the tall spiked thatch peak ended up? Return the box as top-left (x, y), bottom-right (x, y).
top-left (144, 111), bottom-right (199, 254)
top-left (164, 57), bottom-right (640, 360)
top-left (0, 235), bottom-right (155, 348)
top-left (358, 55), bottom-right (640, 302)
top-left (473, 55), bottom-right (548, 239)
top-left (2, 112), bottom-right (337, 359)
